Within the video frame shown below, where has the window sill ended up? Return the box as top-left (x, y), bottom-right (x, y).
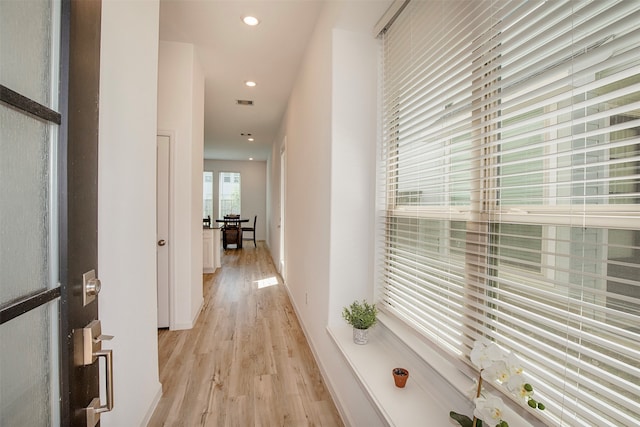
top-left (328, 312), bottom-right (539, 426)
top-left (327, 314), bottom-right (471, 426)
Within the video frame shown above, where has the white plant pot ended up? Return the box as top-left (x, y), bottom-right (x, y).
top-left (353, 327), bottom-right (369, 345)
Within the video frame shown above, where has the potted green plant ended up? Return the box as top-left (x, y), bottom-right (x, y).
top-left (342, 300), bottom-right (378, 344)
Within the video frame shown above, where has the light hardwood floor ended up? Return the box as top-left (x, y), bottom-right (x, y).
top-left (148, 242), bottom-right (344, 427)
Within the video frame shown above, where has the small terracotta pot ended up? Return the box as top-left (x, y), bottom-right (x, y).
top-left (392, 368), bottom-right (409, 388)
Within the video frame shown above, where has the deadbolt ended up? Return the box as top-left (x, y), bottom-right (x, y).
top-left (82, 270), bottom-right (101, 306)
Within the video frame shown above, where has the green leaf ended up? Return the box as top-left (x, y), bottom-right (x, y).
top-left (449, 412), bottom-right (474, 427)
top-left (342, 300), bottom-right (377, 329)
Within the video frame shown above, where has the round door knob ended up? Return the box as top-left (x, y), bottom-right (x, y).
top-left (158, 239), bottom-right (166, 246)
top-left (86, 278), bottom-right (101, 296)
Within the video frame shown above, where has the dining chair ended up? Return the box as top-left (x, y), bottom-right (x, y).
top-left (222, 214), bottom-right (241, 248)
top-left (222, 226), bottom-right (241, 249)
top-left (242, 215), bottom-right (257, 247)
top-left (203, 215), bottom-right (211, 228)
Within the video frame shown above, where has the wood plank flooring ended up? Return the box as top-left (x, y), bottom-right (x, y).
top-left (147, 242), bottom-right (344, 427)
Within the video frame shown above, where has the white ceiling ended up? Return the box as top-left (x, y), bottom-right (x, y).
top-left (159, 0), bottom-right (324, 161)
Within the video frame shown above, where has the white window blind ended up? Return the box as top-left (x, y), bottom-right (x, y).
top-left (377, 1), bottom-right (640, 426)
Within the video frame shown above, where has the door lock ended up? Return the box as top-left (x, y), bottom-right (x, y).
top-left (79, 320), bottom-right (113, 365)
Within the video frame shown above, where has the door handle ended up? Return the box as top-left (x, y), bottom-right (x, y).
top-left (94, 349), bottom-right (114, 412)
top-left (80, 320), bottom-right (114, 426)
top-left (86, 350), bottom-right (114, 427)
top-left (158, 239), bottom-right (166, 246)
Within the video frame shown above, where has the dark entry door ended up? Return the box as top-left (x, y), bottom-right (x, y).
top-left (0, 0), bottom-right (107, 426)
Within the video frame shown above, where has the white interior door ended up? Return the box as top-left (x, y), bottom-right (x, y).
top-left (156, 135), bottom-right (170, 328)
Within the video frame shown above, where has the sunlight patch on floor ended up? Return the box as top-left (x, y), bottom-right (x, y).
top-left (255, 276), bottom-right (279, 289)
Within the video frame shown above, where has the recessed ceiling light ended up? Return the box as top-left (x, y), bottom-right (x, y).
top-left (249, 158), bottom-right (254, 161)
top-left (245, 81), bottom-right (257, 87)
top-left (248, 138), bottom-right (254, 142)
top-left (242, 16), bottom-right (259, 26)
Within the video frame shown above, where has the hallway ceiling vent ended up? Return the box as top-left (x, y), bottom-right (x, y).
top-left (236, 99), bottom-right (254, 106)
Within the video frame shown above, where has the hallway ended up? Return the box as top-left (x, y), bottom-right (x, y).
top-left (148, 243), bottom-right (344, 426)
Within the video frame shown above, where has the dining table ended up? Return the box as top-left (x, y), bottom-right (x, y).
top-left (215, 218), bottom-right (249, 249)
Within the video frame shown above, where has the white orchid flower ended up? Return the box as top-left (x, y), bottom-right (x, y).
top-left (483, 359), bottom-right (510, 384)
top-left (507, 378), bottom-right (535, 400)
top-left (505, 353), bottom-right (524, 376)
top-left (474, 395), bottom-right (506, 424)
top-left (451, 341), bottom-right (545, 427)
top-left (470, 340), bottom-right (504, 370)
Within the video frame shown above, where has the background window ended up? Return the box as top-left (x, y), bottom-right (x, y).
top-left (203, 172), bottom-right (213, 220)
top-left (219, 172), bottom-right (240, 217)
top-left (378, 2), bottom-right (640, 425)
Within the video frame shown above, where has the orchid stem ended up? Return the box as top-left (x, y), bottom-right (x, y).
top-left (475, 371), bottom-right (483, 398)
top-left (472, 371), bottom-right (483, 427)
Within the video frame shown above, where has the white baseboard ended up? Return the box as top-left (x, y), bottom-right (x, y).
top-left (170, 297), bottom-right (204, 330)
top-left (139, 383), bottom-right (163, 426)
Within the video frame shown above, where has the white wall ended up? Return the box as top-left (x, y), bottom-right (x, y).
top-left (204, 160), bottom-right (267, 241)
top-left (328, 26), bottom-right (379, 318)
top-left (190, 48), bottom-right (205, 318)
top-left (268, 2), bottom-right (391, 426)
top-left (267, 138), bottom-right (285, 267)
top-left (98, 1), bottom-right (162, 425)
top-left (157, 41), bottom-right (205, 330)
